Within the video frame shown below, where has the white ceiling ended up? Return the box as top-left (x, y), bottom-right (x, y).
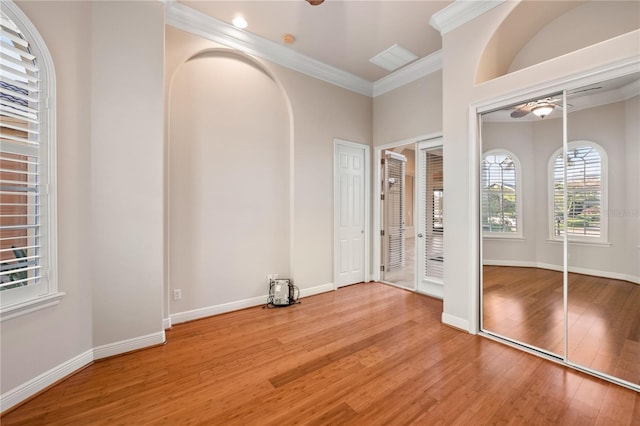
top-left (180, 0), bottom-right (452, 82)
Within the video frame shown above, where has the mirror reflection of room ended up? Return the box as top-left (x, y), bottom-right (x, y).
top-left (481, 72), bottom-right (639, 387)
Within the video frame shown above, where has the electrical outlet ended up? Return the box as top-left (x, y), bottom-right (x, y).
top-left (173, 289), bottom-right (182, 301)
top-left (273, 273), bottom-right (278, 280)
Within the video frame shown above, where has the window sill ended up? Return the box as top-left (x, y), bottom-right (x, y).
top-left (546, 239), bottom-right (611, 248)
top-left (0, 292), bottom-right (65, 322)
top-left (483, 234), bottom-right (525, 240)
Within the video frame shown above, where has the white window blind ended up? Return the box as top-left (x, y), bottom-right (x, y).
top-left (422, 148), bottom-right (443, 280)
top-left (383, 152), bottom-right (406, 272)
top-left (552, 144), bottom-right (603, 238)
top-left (482, 151), bottom-right (519, 234)
top-left (0, 10), bottom-right (42, 292)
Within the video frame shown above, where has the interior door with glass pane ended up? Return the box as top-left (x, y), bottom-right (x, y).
top-left (416, 139), bottom-right (444, 298)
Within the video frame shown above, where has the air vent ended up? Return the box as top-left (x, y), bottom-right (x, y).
top-left (369, 44), bottom-right (418, 72)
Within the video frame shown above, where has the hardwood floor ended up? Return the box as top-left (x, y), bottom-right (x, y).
top-left (3, 282), bottom-right (639, 425)
top-left (483, 266), bottom-right (640, 386)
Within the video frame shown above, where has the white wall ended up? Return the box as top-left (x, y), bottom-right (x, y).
top-left (1, 0), bottom-right (166, 408)
top-left (90, 1), bottom-right (165, 348)
top-left (165, 27), bottom-right (372, 321)
top-left (0, 0), bottom-right (93, 397)
top-left (373, 71), bottom-right (442, 147)
top-left (169, 51), bottom-right (290, 314)
top-left (440, 0), bottom-right (640, 331)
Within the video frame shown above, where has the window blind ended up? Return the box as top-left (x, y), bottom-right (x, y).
top-left (384, 152), bottom-right (406, 272)
top-left (0, 11), bottom-right (42, 291)
top-left (553, 146), bottom-right (601, 238)
top-left (481, 153), bottom-right (518, 233)
top-left (422, 149), bottom-right (443, 280)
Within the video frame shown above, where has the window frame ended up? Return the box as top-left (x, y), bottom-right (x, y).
top-left (548, 140), bottom-right (608, 245)
top-left (0, 1), bottom-right (62, 321)
top-left (481, 149), bottom-right (523, 239)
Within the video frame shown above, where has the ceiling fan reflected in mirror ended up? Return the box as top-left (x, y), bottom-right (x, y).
top-left (510, 97), bottom-right (563, 119)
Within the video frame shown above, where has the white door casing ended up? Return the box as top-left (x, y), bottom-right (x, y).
top-left (416, 138), bottom-right (444, 299)
top-left (334, 140), bottom-right (369, 288)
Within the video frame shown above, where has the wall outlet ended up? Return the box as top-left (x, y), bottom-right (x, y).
top-left (173, 289), bottom-right (182, 301)
top-left (267, 274), bottom-right (279, 281)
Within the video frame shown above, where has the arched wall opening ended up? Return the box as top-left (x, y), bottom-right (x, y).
top-left (476, 0), bottom-right (640, 84)
top-left (167, 49), bottom-right (292, 319)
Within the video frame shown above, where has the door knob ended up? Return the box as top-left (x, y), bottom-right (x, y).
top-left (418, 233), bottom-right (424, 238)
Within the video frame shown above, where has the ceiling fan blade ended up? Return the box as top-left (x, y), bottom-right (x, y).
top-left (510, 108), bottom-right (531, 118)
top-left (568, 86), bottom-right (602, 95)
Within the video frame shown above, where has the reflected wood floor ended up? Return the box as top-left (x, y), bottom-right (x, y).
top-left (3, 282), bottom-right (639, 425)
top-left (483, 266), bottom-right (640, 385)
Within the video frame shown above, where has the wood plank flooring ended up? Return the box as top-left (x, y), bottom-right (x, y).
top-left (3, 282), bottom-right (639, 425)
top-left (483, 266), bottom-right (640, 385)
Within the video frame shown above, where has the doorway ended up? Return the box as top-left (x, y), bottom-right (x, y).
top-left (377, 137), bottom-right (445, 297)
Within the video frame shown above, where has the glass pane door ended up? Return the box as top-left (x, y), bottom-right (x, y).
top-left (416, 139), bottom-right (444, 298)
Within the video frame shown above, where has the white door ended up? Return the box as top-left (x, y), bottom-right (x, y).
top-left (335, 142), bottom-right (366, 287)
top-left (416, 139), bottom-right (444, 298)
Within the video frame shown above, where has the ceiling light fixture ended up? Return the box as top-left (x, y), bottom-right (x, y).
top-left (232, 16), bottom-right (248, 29)
top-left (532, 104), bottom-right (555, 118)
top-left (306, 0), bottom-right (325, 5)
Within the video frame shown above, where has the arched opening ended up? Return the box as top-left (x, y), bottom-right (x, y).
top-left (476, 0), bottom-right (640, 84)
top-left (168, 49), bottom-right (292, 317)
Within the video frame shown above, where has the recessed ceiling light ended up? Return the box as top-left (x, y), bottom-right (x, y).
top-left (232, 16), bottom-right (248, 29)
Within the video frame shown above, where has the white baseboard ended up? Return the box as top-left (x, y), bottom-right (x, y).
top-left (93, 331), bottom-right (166, 360)
top-left (171, 283), bottom-right (335, 325)
top-left (483, 260), bottom-right (640, 284)
top-left (163, 317), bottom-right (172, 330)
top-left (442, 312), bottom-right (470, 333)
top-left (299, 282), bottom-right (335, 298)
top-left (171, 295), bottom-right (266, 325)
top-left (0, 349), bottom-right (93, 413)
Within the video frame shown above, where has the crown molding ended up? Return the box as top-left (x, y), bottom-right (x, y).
top-left (165, 2), bottom-right (373, 97)
top-left (430, 0), bottom-right (505, 35)
top-left (373, 50), bottom-right (442, 97)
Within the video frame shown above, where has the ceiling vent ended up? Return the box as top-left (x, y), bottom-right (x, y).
top-left (369, 44), bottom-right (418, 72)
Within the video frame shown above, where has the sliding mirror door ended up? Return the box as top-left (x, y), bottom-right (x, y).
top-left (480, 92), bottom-right (565, 356)
top-left (565, 73), bottom-right (640, 387)
top-left (480, 72), bottom-right (640, 390)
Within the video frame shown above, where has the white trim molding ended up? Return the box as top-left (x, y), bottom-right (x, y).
top-left (93, 331), bottom-right (166, 360)
top-left (171, 283), bottom-right (335, 325)
top-left (373, 50), bottom-right (442, 97)
top-left (165, 2), bottom-right (373, 97)
top-left (430, 0), bottom-right (506, 35)
top-left (442, 312), bottom-right (471, 333)
top-left (0, 349), bottom-right (93, 413)
top-left (483, 260), bottom-right (640, 285)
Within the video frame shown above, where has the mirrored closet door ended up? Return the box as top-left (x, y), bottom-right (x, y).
top-left (480, 72), bottom-right (640, 390)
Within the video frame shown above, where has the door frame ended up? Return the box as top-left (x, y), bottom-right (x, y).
top-left (373, 133), bottom-right (442, 283)
top-left (416, 137), bottom-right (445, 298)
top-left (333, 139), bottom-right (370, 289)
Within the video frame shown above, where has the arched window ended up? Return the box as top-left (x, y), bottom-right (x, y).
top-left (549, 141), bottom-right (607, 242)
top-left (0, 3), bottom-right (60, 320)
top-left (481, 150), bottom-right (522, 237)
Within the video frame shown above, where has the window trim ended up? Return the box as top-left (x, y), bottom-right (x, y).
top-left (0, 1), bottom-right (62, 322)
top-left (548, 140), bottom-right (608, 244)
top-left (481, 148), bottom-right (523, 239)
